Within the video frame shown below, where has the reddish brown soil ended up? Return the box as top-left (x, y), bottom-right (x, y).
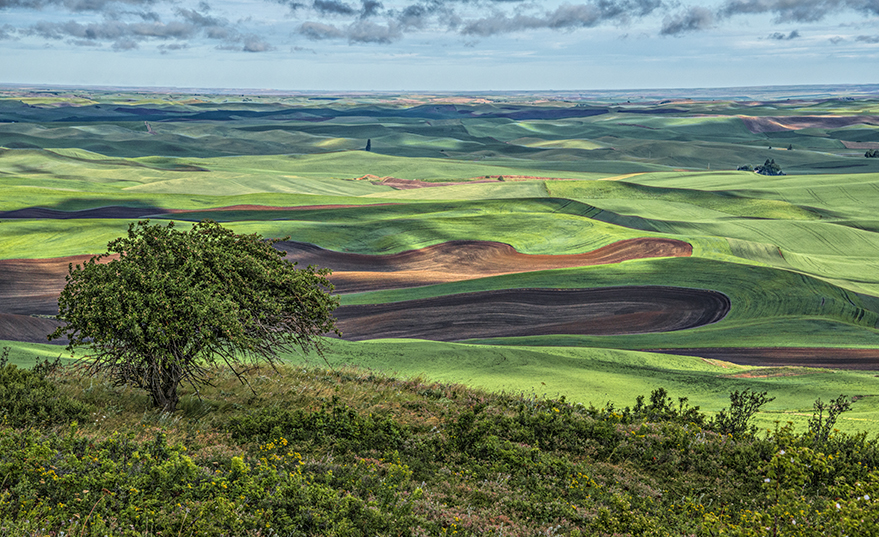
top-left (842, 141), bottom-right (879, 150)
top-left (277, 238), bottom-right (692, 293)
top-left (0, 203), bottom-right (400, 219)
top-left (353, 175), bottom-right (591, 189)
top-left (0, 255), bottom-right (95, 316)
top-left (0, 207), bottom-right (170, 219)
top-left (334, 287), bottom-right (730, 341)
top-left (0, 255), bottom-right (117, 318)
top-left (647, 348), bottom-right (879, 370)
top-left (0, 313), bottom-right (65, 344)
top-left (739, 115), bottom-right (879, 133)
top-left (167, 203), bottom-right (400, 213)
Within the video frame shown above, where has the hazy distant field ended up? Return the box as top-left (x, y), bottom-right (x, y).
top-left (3, 86), bottom-right (879, 430)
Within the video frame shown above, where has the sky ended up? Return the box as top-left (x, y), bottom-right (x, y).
top-left (1, 0), bottom-right (878, 91)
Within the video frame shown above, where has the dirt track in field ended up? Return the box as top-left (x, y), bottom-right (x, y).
top-left (333, 287), bottom-right (730, 341)
top-left (277, 238), bottom-right (692, 293)
top-left (648, 347), bottom-right (879, 370)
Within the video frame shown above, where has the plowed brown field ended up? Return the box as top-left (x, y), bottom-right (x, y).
top-left (333, 287), bottom-right (730, 341)
top-left (739, 115), bottom-right (879, 133)
top-left (277, 238), bottom-right (692, 293)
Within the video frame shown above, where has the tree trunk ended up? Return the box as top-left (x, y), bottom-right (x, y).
top-left (149, 361), bottom-right (183, 412)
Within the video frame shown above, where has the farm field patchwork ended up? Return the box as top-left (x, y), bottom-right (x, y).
top-left (3, 87), bottom-right (879, 429)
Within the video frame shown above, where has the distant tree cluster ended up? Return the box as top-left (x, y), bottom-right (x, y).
top-left (755, 158), bottom-right (785, 176)
top-left (737, 159), bottom-right (785, 175)
top-left (866, 149), bottom-right (879, 158)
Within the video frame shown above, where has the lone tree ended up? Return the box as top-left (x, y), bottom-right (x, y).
top-left (50, 220), bottom-right (339, 411)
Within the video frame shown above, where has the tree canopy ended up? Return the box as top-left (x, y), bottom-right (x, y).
top-left (50, 219), bottom-right (339, 411)
top-left (755, 158), bottom-right (785, 176)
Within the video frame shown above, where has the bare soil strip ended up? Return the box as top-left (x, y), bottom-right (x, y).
top-left (0, 313), bottom-right (64, 344)
top-left (277, 238), bottom-right (692, 293)
top-left (739, 115), bottom-right (879, 133)
top-left (353, 175), bottom-right (595, 188)
top-left (333, 287), bottom-right (731, 341)
top-left (647, 348), bottom-right (879, 370)
top-left (0, 255), bottom-right (115, 316)
top-left (166, 203), bottom-right (400, 213)
top-left (842, 141), bottom-right (879, 150)
top-left (0, 204), bottom-right (400, 219)
top-left (0, 207), bottom-right (170, 219)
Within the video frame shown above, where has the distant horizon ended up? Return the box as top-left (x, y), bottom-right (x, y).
top-left (3, 82), bottom-right (879, 102)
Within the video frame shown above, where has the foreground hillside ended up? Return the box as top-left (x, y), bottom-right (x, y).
top-left (3, 356), bottom-right (879, 536)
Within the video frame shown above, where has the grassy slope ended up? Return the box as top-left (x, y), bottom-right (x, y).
top-left (5, 338), bottom-right (879, 433)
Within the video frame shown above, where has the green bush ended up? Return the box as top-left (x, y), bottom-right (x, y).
top-left (0, 348), bottom-right (92, 428)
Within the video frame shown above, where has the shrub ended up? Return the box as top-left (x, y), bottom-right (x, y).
top-left (0, 347), bottom-right (92, 428)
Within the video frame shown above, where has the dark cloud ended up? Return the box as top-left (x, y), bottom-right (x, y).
top-left (830, 35), bottom-right (845, 43)
top-left (396, 2), bottom-right (437, 29)
top-left (719, 0), bottom-right (879, 23)
top-left (767, 29), bottom-right (800, 39)
top-left (659, 6), bottom-right (713, 35)
top-left (461, 0), bottom-right (664, 37)
top-left (313, 0), bottom-right (357, 15)
top-left (0, 24), bottom-right (14, 38)
top-left (360, 0), bottom-right (382, 18)
top-left (856, 34), bottom-right (879, 42)
top-left (274, 0), bottom-right (306, 11)
top-left (299, 18), bottom-right (400, 42)
top-left (136, 10), bottom-right (161, 21)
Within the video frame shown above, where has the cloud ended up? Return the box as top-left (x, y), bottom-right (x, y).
top-left (299, 18), bottom-right (400, 42)
top-left (360, 0), bottom-right (382, 17)
top-left (29, 19), bottom-right (195, 40)
top-left (660, 6), bottom-right (713, 35)
top-left (22, 4), bottom-right (276, 53)
top-left (313, 0), bottom-right (357, 15)
top-left (112, 36), bottom-right (137, 48)
top-left (242, 33), bottom-right (274, 50)
top-left (719, 0), bottom-right (879, 23)
top-left (0, 0), bottom-right (158, 12)
top-left (158, 42), bottom-right (188, 52)
top-left (0, 24), bottom-right (14, 38)
top-left (274, 0), bottom-right (306, 11)
top-left (460, 0), bottom-right (664, 37)
top-left (299, 20), bottom-right (345, 38)
top-left (347, 19), bottom-right (399, 41)
top-left (767, 29), bottom-right (800, 39)
top-left (856, 34), bottom-right (879, 43)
